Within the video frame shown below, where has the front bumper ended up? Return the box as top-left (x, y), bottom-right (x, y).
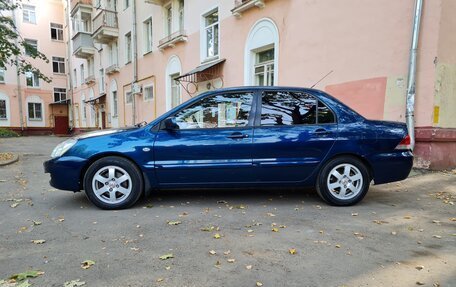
top-left (44, 156), bottom-right (88, 191)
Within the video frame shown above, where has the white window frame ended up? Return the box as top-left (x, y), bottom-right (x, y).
top-left (124, 0), bottom-right (130, 10)
top-left (73, 68), bottom-right (77, 87)
top-left (125, 32), bottom-right (132, 64)
top-left (50, 23), bottom-right (64, 41)
top-left (28, 102), bottom-right (42, 120)
top-left (26, 72), bottom-right (40, 88)
top-left (170, 73), bottom-right (181, 108)
top-left (99, 68), bottom-right (105, 93)
top-left (80, 64), bottom-right (84, 84)
top-left (143, 84), bottom-right (154, 102)
top-left (52, 56), bottom-right (65, 74)
top-left (0, 69), bottom-right (5, 83)
top-left (143, 17), bottom-right (153, 54)
top-left (23, 5), bottom-right (36, 24)
top-left (112, 90), bottom-right (118, 117)
top-left (53, 87), bottom-right (67, 102)
top-left (200, 7), bottom-right (220, 63)
top-left (125, 90), bottom-right (132, 104)
top-left (254, 47), bottom-right (275, 86)
top-left (24, 39), bottom-right (38, 56)
top-left (165, 4), bottom-right (173, 36)
top-left (178, 0), bottom-right (184, 31)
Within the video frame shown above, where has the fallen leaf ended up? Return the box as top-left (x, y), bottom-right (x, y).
top-left (373, 220), bottom-right (389, 225)
top-left (351, 213), bottom-right (358, 216)
top-left (213, 233), bottom-right (221, 239)
top-left (200, 226), bottom-right (215, 232)
top-left (217, 200), bottom-right (227, 204)
top-left (404, 216), bottom-right (412, 219)
top-left (335, 244), bottom-right (341, 248)
top-left (271, 228), bottom-right (279, 232)
top-left (450, 218), bottom-right (456, 222)
top-left (209, 250), bottom-right (216, 255)
top-left (31, 239), bottom-right (45, 244)
top-left (159, 254), bottom-right (174, 260)
top-left (165, 266), bottom-right (171, 270)
top-left (10, 203), bottom-right (19, 208)
top-left (58, 217), bottom-right (65, 222)
top-left (167, 221), bottom-right (181, 225)
top-left (432, 235), bottom-right (442, 239)
top-left (32, 221), bottom-right (42, 226)
top-left (391, 231), bottom-right (397, 235)
top-left (215, 260), bottom-right (221, 268)
top-left (246, 265), bottom-right (252, 270)
top-left (415, 265), bottom-right (424, 271)
top-left (256, 282), bottom-right (263, 287)
top-left (130, 247), bottom-right (140, 251)
top-left (288, 248), bottom-right (297, 255)
top-left (156, 278), bottom-right (164, 283)
top-left (9, 270), bottom-right (44, 281)
top-left (223, 250), bottom-right (231, 255)
top-left (266, 212), bottom-right (276, 217)
top-left (279, 225), bottom-right (286, 229)
top-left (416, 281), bottom-right (425, 286)
top-left (16, 280), bottom-right (31, 287)
top-left (227, 258), bottom-right (235, 263)
top-left (247, 229), bottom-right (254, 233)
top-left (80, 260), bottom-right (95, 269)
top-left (64, 279), bottom-right (86, 287)
top-left (145, 204), bottom-right (153, 208)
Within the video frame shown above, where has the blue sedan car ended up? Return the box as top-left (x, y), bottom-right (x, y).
top-left (44, 87), bottom-right (413, 209)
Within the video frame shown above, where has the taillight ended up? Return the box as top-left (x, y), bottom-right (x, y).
top-left (395, 134), bottom-right (411, 150)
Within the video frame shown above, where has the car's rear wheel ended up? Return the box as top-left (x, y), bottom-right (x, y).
top-left (84, 156), bottom-right (143, 210)
top-left (316, 156), bottom-right (370, 206)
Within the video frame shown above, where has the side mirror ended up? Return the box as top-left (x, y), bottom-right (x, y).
top-left (163, 117), bottom-right (179, 130)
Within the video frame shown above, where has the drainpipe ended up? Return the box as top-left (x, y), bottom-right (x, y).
top-left (66, 0), bottom-right (75, 130)
top-left (131, 0), bottom-right (138, 125)
top-left (12, 1), bottom-right (24, 131)
top-left (406, 0), bottom-right (424, 150)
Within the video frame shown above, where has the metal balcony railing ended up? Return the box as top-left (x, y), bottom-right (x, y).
top-left (92, 9), bottom-right (118, 35)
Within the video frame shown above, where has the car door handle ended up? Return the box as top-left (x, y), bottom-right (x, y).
top-left (314, 129), bottom-right (331, 136)
top-left (227, 132), bottom-right (249, 139)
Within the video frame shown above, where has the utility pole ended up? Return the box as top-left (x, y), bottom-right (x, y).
top-left (131, 0), bottom-right (138, 125)
top-left (12, 0), bottom-right (24, 131)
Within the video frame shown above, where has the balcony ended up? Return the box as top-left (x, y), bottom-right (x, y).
top-left (158, 29), bottom-right (187, 50)
top-left (72, 32), bottom-right (96, 59)
top-left (70, 0), bottom-right (92, 14)
top-left (92, 9), bottom-right (118, 44)
top-left (105, 64), bottom-right (120, 75)
top-left (231, 0), bottom-right (266, 18)
top-left (85, 75), bottom-right (95, 85)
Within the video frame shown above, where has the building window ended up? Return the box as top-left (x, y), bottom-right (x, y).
top-left (170, 73), bottom-right (180, 108)
top-left (165, 5), bottom-right (172, 36)
top-left (144, 85), bottom-right (153, 101)
top-left (0, 69), bottom-right (5, 83)
top-left (23, 5), bottom-right (36, 24)
top-left (109, 42), bottom-right (118, 65)
top-left (0, 100), bottom-right (7, 119)
top-left (178, 0), bottom-right (184, 31)
top-left (26, 72), bottom-right (39, 87)
top-left (99, 69), bottom-right (105, 93)
top-left (143, 18), bottom-right (153, 54)
top-left (50, 23), bottom-right (64, 41)
top-left (125, 91), bottom-right (132, 104)
top-left (24, 39), bottom-right (38, 56)
top-left (28, 102), bottom-right (42, 120)
top-left (80, 64), bottom-right (84, 84)
top-left (204, 9), bottom-right (219, 60)
top-left (54, 88), bottom-right (67, 102)
top-left (88, 58), bottom-right (94, 76)
top-left (125, 32), bottom-right (132, 63)
top-left (112, 91), bottom-right (118, 117)
top-left (52, 56), bottom-right (65, 74)
top-left (124, 0), bottom-right (130, 9)
top-left (254, 48), bottom-right (274, 86)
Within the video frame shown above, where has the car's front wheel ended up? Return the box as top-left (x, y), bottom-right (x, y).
top-left (316, 156), bottom-right (370, 206)
top-left (84, 156), bottom-right (143, 210)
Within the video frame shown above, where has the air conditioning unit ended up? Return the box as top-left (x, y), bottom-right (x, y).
top-left (132, 83), bottom-right (142, 95)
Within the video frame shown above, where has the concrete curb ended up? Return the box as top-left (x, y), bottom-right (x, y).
top-left (0, 153), bottom-right (19, 167)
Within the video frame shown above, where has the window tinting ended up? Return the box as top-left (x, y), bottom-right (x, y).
top-left (173, 93), bottom-right (253, 130)
top-left (261, 91), bottom-right (317, 126)
top-left (318, 101), bottom-right (335, 124)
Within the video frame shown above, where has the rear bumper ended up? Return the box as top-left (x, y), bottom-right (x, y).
top-left (368, 151), bottom-right (413, 184)
top-left (43, 156), bottom-right (88, 191)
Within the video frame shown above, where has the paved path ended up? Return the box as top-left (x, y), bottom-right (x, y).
top-left (0, 136), bottom-right (455, 287)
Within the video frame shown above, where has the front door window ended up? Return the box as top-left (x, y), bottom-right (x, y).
top-left (173, 92), bottom-right (253, 129)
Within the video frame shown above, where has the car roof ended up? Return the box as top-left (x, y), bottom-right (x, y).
top-left (207, 86), bottom-right (321, 94)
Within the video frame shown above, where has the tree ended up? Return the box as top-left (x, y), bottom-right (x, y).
top-left (0, 0), bottom-right (51, 82)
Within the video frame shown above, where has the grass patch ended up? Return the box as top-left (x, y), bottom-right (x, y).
top-left (0, 128), bottom-right (20, 138)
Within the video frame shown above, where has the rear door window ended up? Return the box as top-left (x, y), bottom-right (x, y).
top-left (260, 91), bottom-right (335, 126)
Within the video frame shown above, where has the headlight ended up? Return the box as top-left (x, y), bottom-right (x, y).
top-left (51, 138), bottom-right (77, 158)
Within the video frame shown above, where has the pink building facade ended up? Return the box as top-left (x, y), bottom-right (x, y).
top-left (2, 0), bottom-right (455, 169)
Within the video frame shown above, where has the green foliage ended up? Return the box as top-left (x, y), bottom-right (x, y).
top-left (0, 128), bottom-right (20, 137)
top-left (0, 0), bottom-right (51, 83)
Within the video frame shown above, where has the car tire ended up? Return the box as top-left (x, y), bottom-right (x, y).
top-left (316, 156), bottom-right (370, 206)
top-left (83, 156), bottom-right (143, 210)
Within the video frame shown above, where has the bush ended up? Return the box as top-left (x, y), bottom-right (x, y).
top-left (0, 128), bottom-right (20, 137)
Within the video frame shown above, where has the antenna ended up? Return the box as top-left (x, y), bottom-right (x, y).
top-left (310, 70), bottom-right (334, 88)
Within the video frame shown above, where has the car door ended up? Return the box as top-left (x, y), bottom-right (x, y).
top-left (252, 90), bottom-right (337, 183)
top-left (153, 90), bottom-right (257, 186)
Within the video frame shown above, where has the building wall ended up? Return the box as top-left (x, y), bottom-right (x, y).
top-left (0, 0), bottom-right (67, 131)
